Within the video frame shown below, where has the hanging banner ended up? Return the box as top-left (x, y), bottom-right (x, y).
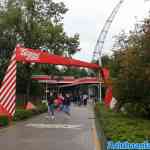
top-left (104, 86), bottom-right (112, 108)
top-left (101, 68), bottom-right (110, 80)
top-left (16, 47), bottom-right (100, 69)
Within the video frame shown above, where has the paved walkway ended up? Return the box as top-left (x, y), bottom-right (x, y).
top-left (0, 105), bottom-right (97, 150)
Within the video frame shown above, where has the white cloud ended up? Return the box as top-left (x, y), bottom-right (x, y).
top-left (56, 0), bottom-right (150, 61)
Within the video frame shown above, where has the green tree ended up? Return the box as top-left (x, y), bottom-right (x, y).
top-left (62, 67), bottom-right (89, 78)
top-left (0, 0), bottom-right (80, 101)
top-left (111, 18), bottom-right (150, 116)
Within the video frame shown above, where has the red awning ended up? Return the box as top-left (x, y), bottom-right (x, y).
top-left (32, 75), bottom-right (75, 84)
top-left (32, 75), bottom-right (102, 86)
top-left (59, 77), bottom-right (102, 87)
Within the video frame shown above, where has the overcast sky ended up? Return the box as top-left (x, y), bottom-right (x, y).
top-left (55, 0), bottom-right (150, 61)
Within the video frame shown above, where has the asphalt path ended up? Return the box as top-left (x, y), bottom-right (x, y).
top-left (0, 105), bottom-right (96, 150)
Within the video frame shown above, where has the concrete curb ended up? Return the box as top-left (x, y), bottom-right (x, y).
top-left (92, 124), bottom-right (101, 150)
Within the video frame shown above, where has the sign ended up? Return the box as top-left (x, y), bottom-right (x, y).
top-left (16, 47), bottom-right (100, 69)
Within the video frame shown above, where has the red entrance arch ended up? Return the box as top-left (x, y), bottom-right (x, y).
top-left (0, 45), bottom-right (100, 118)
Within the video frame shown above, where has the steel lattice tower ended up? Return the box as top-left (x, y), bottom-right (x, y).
top-left (92, 0), bottom-right (124, 65)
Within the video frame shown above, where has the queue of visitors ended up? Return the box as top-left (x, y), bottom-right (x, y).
top-left (47, 91), bottom-right (89, 120)
top-left (73, 93), bottom-right (88, 106)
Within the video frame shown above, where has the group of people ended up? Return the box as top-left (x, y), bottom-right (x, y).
top-left (47, 92), bottom-right (71, 120)
top-left (46, 91), bottom-right (89, 120)
top-left (72, 93), bottom-right (88, 106)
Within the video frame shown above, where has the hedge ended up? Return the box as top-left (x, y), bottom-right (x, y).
top-left (0, 104), bottom-right (47, 128)
top-left (13, 104), bottom-right (47, 121)
top-left (95, 103), bottom-right (150, 142)
top-left (0, 116), bottom-right (9, 127)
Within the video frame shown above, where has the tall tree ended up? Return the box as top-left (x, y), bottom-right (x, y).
top-left (111, 17), bottom-right (150, 116)
top-left (0, 0), bottom-right (80, 101)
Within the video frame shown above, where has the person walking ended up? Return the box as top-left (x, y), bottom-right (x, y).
top-left (47, 92), bottom-right (55, 120)
top-left (77, 93), bottom-right (82, 106)
top-left (83, 93), bottom-right (88, 106)
top-left (54, 93), bottom-right (64, 112)
top-left (63, 93), bottom-right (71, 116)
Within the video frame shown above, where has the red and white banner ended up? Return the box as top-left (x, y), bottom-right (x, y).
top-left (101, 68), bottom-right (110, 80)
top-left (16, 47), bottom-right (100, 69)
top-left (104, 86), bottom-right (112, 108)
top-left (101, 68), bottom-right (113, 108)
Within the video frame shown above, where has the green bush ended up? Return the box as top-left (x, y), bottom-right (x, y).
top-left (123, 103), bottom-right (150, 117)
top-left (0, 116), bottom-right (9, 127)
top-left (13, 104), bottom-right (47, 121)
top-left (37, 104), bottom-right (47, 113)
top-left (13, 109), bottom-right (33, 121)
top-left (95, 103), bottom-right (150, 142)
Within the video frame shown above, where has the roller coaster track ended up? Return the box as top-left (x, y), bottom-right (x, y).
top-left (92, 0), bottom-right (124, 65)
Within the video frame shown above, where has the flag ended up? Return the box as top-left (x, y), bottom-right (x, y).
top-left (104, 86), bottom-right (112, 108)
top-left (101, 68), bottom-right (110, 80)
